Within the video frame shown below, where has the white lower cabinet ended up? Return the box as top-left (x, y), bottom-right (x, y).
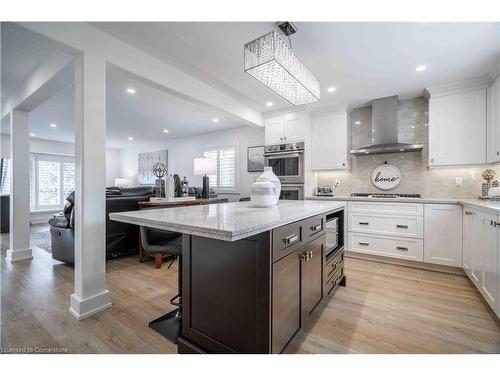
top-left (462, 206), bottom-right (499, 317)
top-left (423, 204), bottom-right (462, 267)
top-left (348, 201), bottom-right (424, 262)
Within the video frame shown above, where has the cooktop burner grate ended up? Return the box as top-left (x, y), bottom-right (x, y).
top-left (351, 193), bottom-right (422, 199)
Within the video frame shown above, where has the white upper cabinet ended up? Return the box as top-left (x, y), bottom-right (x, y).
top-left (264, 112), bottom-right (306, 145)
top-left (424, 204), bottom-right (462, 267)
top-left (428, 88), bottom-right (487, 166)
top-left (487, 75), bottom-right (500, 163)
top-left (311, 111), bottom-right (350, 170)
top-left (264, 117), bottom-right (284, 145)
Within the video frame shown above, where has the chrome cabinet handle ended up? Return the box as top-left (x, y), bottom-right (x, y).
top-left (311, 224), bottom-right (322, 232)
top-left (396, 224), bottom-right (408, 229)
top-left (359, 241), bottom-right (369, 246)
top-left (396, 246), bottom-right (408, 251)
top-left (359, 222), bottom-right (369, 225)
top-left (283, 234), bottom-right (299, 244)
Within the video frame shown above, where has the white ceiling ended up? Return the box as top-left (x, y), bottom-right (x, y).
top-left (91, 22), bottom-right (500, 110)
top-left (1, 23), bottom-right (246, 149)
top-left (2, 22), bottom-right (500, 149)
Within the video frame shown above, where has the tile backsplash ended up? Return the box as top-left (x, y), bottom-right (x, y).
top-left (316, 96), bottom-right (499, 198)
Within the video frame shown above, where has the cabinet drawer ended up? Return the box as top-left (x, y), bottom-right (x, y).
top-left (304, 215), bottom-right (325, 239)
top-left (324, 266), bottom-right (343, 297)
top-left (272, 221), bottom-right (303, 262)
top-left (348, 201), bottom-right (423, 216)
top-left (348, 232), bottom-right (423, 261)
top-left (324, 251), bottom-right (343, 284)
top-left (349, 213), bottom-right (423, 238)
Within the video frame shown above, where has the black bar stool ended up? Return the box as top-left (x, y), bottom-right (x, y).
top-left (140, 227), bottom-right (183, 344)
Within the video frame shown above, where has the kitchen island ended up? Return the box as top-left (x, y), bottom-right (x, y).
top-left (110, 200), bottom-right (345, 353)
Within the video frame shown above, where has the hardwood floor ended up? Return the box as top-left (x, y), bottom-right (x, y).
top-left (1, 227), bottom-right (499, 353)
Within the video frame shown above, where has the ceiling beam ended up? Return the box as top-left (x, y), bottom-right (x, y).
top-left (1, 50), bottom-right (73, 117)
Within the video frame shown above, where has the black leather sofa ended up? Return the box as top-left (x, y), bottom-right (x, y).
top-left (49, 186), bottom-right (154, 263)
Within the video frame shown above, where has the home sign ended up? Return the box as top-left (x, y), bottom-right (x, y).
top-left (371, 163), bottom-right (401, 190)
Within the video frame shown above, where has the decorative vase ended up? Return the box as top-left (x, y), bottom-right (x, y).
top-left (256, 167), bottom-right (281, 204)
top-left (250, 181), bottom-right (277, 207)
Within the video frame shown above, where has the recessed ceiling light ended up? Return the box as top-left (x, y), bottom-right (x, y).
top-left (266, 102), bottom-right (274, 107)
top-left (212, 118), bottom-right (219, 123)
top-left (415, 65), bottom-right (427, 72)
top-left (354, 121), bottom-right (361, 125)
top-left (126, 88), bottom-right (136, 94)
top-left (29, 133), bottom-right (36, 137)
top-left (163, 129), bottom-right (169, 133)
top-left (49, 123), bottom-right (57, 128)
top-left (127, 137), bottom-right (134, 141)
top-left (327, 87), bottom-right (336, 93)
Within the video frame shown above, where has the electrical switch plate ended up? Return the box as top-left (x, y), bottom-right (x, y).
top-left (455, 177), bottom-right (463, 187)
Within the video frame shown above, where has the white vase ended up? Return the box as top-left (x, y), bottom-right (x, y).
top-left (256, 167), bottom-right (281, 204)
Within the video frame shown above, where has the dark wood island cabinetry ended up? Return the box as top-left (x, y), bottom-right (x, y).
top-left (179, 209), bottom-right (345, 354)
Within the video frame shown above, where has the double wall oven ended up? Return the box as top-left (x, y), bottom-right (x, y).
top-left (264, 142), bottom-right (304, 200)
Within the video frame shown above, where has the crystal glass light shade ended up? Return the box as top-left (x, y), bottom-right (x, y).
top-left (244, 31), bottom-right (320, 106)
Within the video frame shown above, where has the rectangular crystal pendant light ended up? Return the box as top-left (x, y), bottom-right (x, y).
top-left (244, 31), bottom-right (320, 106)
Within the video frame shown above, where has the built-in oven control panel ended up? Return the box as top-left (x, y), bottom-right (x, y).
top-left (265, 142), bottom-right (304, 153)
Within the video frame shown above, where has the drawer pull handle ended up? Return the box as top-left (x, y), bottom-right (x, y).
top-left (311, 224), bottom-right (322, 232)
top-left (396, 224), bottom-right (408, 229)
top-left (396, 246), bottom-right (408, 251)
top-left (359, 241), bottom-right (369, 246)
top-left (283, 234), bottom-right (299, 244)
top-left (359, 221), bottom-right (369, 225)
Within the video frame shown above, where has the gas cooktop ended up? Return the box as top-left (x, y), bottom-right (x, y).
top-left (351, 193), bottom-right (422, 199)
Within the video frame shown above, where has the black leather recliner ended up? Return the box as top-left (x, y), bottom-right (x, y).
top-left (49, 187), bottom-right (154, 263)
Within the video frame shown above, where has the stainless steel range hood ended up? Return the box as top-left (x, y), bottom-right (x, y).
top-left (350, 96), bottom-right (424, 155)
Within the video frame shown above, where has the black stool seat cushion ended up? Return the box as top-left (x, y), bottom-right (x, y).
top-left (144, 231), bottom-right (182, 255)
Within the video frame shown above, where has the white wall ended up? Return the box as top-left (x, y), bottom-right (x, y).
top-left (119, 126), bottom-right (265, 200)
top-left (1, 136), bottom-right (121, 186)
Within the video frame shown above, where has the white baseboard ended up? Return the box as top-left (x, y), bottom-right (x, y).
top-left (69, 290), bottom-right (112, 320)
top-left (6, 248), bottom-right (33, 262)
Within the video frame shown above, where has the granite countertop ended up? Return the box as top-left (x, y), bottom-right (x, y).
top-left (306, 196), bottom-right (460, 204)
top-left (109, 200), bottom-right (345, 241)
top-left (307, 196), bottom-right (500, 214)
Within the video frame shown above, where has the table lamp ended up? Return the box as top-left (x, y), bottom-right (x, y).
top-left (194, 158), bottom-right (217, 199)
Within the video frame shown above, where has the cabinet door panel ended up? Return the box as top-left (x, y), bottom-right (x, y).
top-left (272, 249), bottom-right (303, 353)
top-left (311, 112), bottom-right (348, 170)
top-left (424, 204), bottom-right (462, 267)
top-left (305, 235), bottom-right (324, 317)
top-left (462, 208), bottom-right (472, 274)
top-left (479, 211), bottom-right (497, 307)
top-left (470, 209), bottom-right (482, 286)
top-left (284, 114), bottom-right (305, 142)
top-left (487, 77), bottom-right (500, 163)
top-left (429, 89), bottom-right (486, 166)
top-left (265, 117), bottom-right (284, 145)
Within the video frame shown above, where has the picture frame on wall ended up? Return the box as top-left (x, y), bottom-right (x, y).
top-left (247, 145), bottom-right (265, 172)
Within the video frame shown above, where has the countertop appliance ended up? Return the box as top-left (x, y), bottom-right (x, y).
top-left (316, 186), bottom-right (335, 197)
top-left (351, 193), bottom-right (422, 199)
top-left (264, 142), bottom-right (304, 184)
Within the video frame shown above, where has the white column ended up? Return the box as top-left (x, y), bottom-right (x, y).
top-left (69, 53), bottom-right (111, 320)
top-left (6, 110), bottom-right (32, 262)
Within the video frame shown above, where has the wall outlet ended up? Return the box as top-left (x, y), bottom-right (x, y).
top-left (455, 177), bottom-right (464, 187)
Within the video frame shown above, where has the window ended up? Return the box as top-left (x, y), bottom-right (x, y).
top-left (0, 154), bottom-right (75, 210)
top-left (203, 146), bottom-right (237, 191)
top-left (0, 158), bottom-right (11, 195)
top-left (31, 154), bottom-right (75, 210)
